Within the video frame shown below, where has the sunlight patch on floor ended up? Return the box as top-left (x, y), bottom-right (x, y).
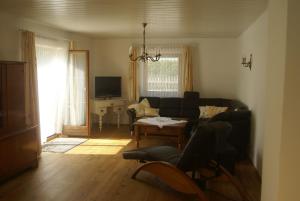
top-left (81, 139), bottom-right (132, 146)
top-left (65, 139), bottom-right (132, 155)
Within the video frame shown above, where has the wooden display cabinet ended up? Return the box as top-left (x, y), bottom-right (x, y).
top-left (0, 61), bottom-right (38, 182)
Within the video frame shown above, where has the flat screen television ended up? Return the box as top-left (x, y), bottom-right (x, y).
top-left (95, 76), bottom-right (121, 98)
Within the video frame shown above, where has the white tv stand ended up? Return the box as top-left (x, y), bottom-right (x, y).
top-left (93, 98), bottom-right (127, 132)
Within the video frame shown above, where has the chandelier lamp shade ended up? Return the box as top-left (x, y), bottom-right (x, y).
top-left (129, 23), bottom-right (161, 62)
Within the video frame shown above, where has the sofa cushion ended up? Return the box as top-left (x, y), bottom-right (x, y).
top-left (123, 146), bottom-right (180, 165)
top-left (184, 91), bottom-right (200, 99)
top-left (180, 99), bottom-right (200, 119)
top-left (144, 107), bottom-right (160, 117)
top-left (159, 98), bottom-right (182, 117)
top-left (139, 97), bottom-right (160, 108)
top-left (199, 98), bottom-right (229, 107)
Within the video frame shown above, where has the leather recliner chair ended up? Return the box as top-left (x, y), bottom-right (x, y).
top-left (123, 121), bottom-right (249, 201)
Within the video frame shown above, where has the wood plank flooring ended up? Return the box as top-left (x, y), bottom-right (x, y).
top-left (0, 125), bottom-right (261, 201)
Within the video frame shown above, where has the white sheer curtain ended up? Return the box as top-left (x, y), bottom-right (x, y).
top-left (35, 37), bottom-right (69, 143)
top-left (64, 52), bottom-right (86, 126)
top-left (139, 46), bottom-right (184, 97)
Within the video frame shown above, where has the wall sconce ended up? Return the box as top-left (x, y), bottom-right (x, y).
top-left (241, 54), bottom-right (252, 70)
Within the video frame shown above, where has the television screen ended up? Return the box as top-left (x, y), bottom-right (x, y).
top-left (95, 76), bottom-right (121, 98)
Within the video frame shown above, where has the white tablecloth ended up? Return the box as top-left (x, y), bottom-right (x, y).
top-left (137, 117), bottom-right (187, 128)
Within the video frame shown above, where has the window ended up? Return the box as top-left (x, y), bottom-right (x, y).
top-left (35, 37), bottom-right (69, 142)
top-left (139, 47), bottom-right (183, 97)
top-left (147, 57), bottom-right (179, 93)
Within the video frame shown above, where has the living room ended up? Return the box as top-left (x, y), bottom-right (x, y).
top-left (0, 1), bottom-right (299, 201)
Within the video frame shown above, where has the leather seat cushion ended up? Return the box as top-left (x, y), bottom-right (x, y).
top-left (123, 146), bottom-right (180, 165)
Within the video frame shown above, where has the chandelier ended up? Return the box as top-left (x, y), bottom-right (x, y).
top-left (129, 23), bottom-right (161, 62)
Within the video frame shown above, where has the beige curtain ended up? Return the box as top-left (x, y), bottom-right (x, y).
top-left (128, 47), bottom-right (139, 102)
top-left (21, 31), bottom-right (41, 154)
top-left (69, 40), bottom-right (75, 50)
top-left (183, 47), bottom-right (193, 91)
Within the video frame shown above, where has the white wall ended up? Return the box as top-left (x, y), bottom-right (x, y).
top-left (236, 11), bottom-right (268, 174)
top-left (91, 39), bottom-right (131, 124)
top-left (192, 38), bottom-right (238, 98)
top-left (0, 12), bottom-right (22, 61)
top-left (0, 11), bottom-right (93, 61)
top-left (278, 1), bottom-right (300, 200)
top-left (261, 0), bottom-right (287, 200)
top-left (261, 0), bottom-right (300, 200)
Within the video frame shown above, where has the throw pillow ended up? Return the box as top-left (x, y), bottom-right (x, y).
top-left (127, 98), bottom-right (151, 117)
top-left (199, 106), bottom-right (228, 118)
top-left (139, 98), bottom-right (150, 109)
top-left (144, 107), bottom-right (160, 117)
top-left (128, 103), bottom-right (144, 117)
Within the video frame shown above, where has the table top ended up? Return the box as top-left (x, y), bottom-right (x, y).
top-left (134, 117), bottom-right (188, 128)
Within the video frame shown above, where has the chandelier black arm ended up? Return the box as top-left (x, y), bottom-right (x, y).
top-left (148, 54), bottom-right (161, 62)
top-left (148, 56), bottom-right (159, 62)
top-left (130, 54), bottom-right (161, 62)
top-left (128, 23), bottom-right (161, 63)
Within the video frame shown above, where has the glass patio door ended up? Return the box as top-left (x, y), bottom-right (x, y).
top-left (63, 50), bottom-right (90, 136)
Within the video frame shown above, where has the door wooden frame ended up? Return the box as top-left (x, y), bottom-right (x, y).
top-left (63, 50), bottom-right (90, 136)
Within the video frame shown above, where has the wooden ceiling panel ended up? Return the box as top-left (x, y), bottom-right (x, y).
top-left (0, 0), bottom-right (267, 38)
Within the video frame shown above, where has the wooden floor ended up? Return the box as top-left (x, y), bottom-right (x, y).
top-left (0, 125), bottom-right (261, 201)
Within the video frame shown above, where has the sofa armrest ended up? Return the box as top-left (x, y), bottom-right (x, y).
top-left (127, 108), bottom-right (137, 132)
top-left (208, 110), bottom-right (251, 160)
top-left (127, 108), bottom-right (136, 117)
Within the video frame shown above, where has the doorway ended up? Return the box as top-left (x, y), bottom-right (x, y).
top-left (35, 37), bottom-right (90, 143)
top-left (63, 50), bottom-right (90, 136)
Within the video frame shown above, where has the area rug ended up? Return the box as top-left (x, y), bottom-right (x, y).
top-left (42, 138), bottom-right (88, 153)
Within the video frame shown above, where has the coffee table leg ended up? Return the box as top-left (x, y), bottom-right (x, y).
top-left (178, 135), bottom-right (181, 149)
top-left (134, 125), bottom-right (139, 148)
top-left (178, 133), bottom-right (184, 150)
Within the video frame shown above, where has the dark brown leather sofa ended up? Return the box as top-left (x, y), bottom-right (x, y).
top-left (127, 92), bottom-right (251, 160)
